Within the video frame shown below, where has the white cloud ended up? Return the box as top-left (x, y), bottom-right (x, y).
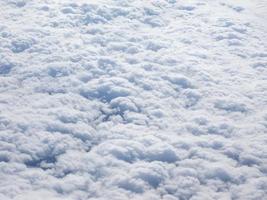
top-left (0, 0), bottom-right (266, 199)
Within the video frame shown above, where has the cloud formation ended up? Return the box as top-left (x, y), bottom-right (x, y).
top-left (0, 0), bottom-right (266, 199)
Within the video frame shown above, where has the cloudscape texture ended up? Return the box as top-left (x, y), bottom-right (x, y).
top-left (0, 0), bottom-right (267, 199)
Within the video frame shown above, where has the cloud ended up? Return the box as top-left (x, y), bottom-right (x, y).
top-left (0, 0), bottom-right (266, 199)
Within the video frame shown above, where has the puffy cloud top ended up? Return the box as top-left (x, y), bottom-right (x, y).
top-left (0, 0), bottom-right (266, 200)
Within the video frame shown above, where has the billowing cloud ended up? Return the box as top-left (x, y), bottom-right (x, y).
top-left (0, 0), bottom-right (266, 199)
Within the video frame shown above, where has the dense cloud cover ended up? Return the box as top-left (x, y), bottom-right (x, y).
top-left (0, 0), bottom-right (267, 199)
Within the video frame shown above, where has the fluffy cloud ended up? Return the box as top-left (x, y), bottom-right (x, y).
top-left (0, 0), bottom-right (266, 199)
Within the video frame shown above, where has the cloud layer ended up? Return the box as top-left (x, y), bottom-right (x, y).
top-left (0, 0), bottom-right (266, 199)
